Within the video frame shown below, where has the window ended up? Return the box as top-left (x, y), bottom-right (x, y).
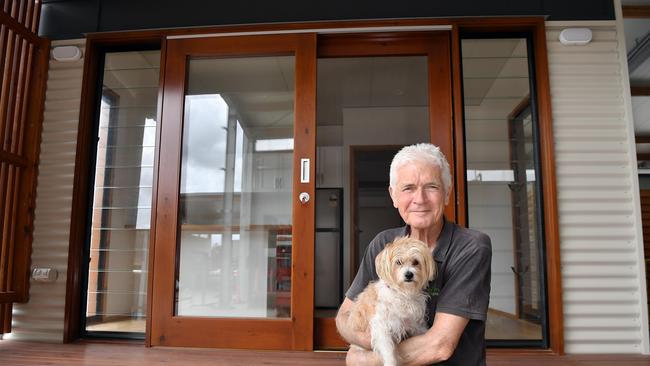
top-left (461, 36), bottom-right (548, 346)
top-left (175, 56), bottom-right (295, 318)
top-left (83, 50), bottom-right (161, 337)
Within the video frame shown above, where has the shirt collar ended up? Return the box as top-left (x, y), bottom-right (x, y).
top-left (402, 217), bottom-right (454, 262)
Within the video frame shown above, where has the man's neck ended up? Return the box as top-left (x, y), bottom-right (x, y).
top-left (408, 220), bottom-right (443, 249)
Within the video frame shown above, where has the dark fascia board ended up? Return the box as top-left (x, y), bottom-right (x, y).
top-left (39, 0), bottom-right (615, 40)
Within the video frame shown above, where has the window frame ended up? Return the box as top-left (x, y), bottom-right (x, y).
top-left (80, 45), bottom-right (162, 341)
top-left (66, 39), bottom-right (164, 342)
top-left (455, 24), bottom-right (561, 352)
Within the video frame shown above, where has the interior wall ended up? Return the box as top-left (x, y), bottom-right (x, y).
top-left (468, 184), bottom-right (516, 314)
top-left (8, 39), bottom-right (86, 342)
top-left (340, 106), bottom-right (429, 287)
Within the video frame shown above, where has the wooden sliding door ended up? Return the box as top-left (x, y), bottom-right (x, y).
top-left (149, 30), bottom-right (453, 351)
top-left (150, 33), bottom-right (316, 350)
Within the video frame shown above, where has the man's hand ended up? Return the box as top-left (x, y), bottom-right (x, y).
top-left (346, 345), bottom-right (382, 366)
top-left (397, 312), bottom-right (469, 366)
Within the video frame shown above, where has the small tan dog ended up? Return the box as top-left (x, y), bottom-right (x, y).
top-left (345, 237), bottom-right (436, 366)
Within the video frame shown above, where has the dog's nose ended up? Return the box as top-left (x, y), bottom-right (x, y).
top-left (405, 271), bottom-right (414, 281)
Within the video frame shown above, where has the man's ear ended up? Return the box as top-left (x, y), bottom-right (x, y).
top-left (388, 186), bottom-right (398, 208)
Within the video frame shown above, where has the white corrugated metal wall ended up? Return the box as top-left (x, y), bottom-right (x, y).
top-left (547, 11), bottom-right (650, 353)
top-left (8, 39), bottom-right (86, 342)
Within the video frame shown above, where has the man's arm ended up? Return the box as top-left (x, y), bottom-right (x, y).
top-left (398, 312), bottom-right (469, 366)
top-left (344, 312), bottom-right (469, 366)
top-left (335, 297), bottom-right (372, 350)
top-left (336, 298), bottom-right (382, 366)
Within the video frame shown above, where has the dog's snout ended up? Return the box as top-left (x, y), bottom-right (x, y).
top-left (404, 271), bottom-right (414, 281)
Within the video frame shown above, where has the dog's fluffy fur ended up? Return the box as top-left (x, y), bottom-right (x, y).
top-left (347, 237), bottom-right (436, 366)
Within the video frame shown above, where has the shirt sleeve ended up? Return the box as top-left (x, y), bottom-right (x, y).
top-left (436, 232), bottom-right (492, 321)
top-left (345, 234), bottom-right (383, 301)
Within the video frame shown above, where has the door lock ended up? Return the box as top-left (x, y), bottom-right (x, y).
top-left (299, 192), bottom-right (310, 204)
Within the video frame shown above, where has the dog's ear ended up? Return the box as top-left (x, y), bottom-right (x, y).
top-left (424, 251), bottom-right (436, 282)
top-left (374, 245), bottom-right (391, 282)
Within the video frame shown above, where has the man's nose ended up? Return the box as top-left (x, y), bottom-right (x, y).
top-left (413, 187), bottom-right (425, 202)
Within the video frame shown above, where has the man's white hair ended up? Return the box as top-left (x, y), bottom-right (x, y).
top-left (389, 143), bottom-right (452, 198)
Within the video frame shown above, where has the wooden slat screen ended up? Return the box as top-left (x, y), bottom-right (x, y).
top-left (0, 0), bottom-right (49, 336)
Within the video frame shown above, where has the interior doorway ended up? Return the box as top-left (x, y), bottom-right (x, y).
top-left (351, 147), bottom-right (404, 275)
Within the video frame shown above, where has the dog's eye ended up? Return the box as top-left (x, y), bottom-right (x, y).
top-left (412, 259), bottom-right (419, 266)
top-left (396, 259), bottom-right (402, 266)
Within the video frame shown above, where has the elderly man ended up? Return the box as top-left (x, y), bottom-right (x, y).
top-left (336, 143), bottom-right (492, 366)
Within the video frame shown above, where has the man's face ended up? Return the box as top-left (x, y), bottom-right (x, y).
top-left (389, 160), bottom-right (446, 231)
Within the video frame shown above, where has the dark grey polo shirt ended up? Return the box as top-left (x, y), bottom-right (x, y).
top-left (346, 218), bottom-right (492, 366)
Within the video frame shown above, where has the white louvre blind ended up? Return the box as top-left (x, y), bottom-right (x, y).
top-left (546, 21), bottom-right (650, 353)
top-left (8, 39), bottom-right (86, 342)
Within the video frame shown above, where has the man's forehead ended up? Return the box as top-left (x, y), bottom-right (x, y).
top-left (395, 171), bottom-right (442, 185)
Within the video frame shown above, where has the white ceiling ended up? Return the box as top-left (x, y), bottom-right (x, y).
top-left (187, 56), bottom-right (295, 131)
top-left (105, 36), bottom-right (634, 160)
top-left (104, 39), bottom-right (528, 140)
top-left (316, 56), bottom-right (429, 126)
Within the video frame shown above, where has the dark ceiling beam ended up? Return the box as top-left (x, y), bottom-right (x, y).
top-left (632, 86), bottom-right (650, 96)
top-left (623, 5), bottom-right (650, 18)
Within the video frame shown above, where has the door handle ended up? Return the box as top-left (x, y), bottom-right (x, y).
top-left (300, 158), bottom-right (310, 183)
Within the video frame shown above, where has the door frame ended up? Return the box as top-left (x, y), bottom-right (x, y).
top-left (149, 33), bottom-right (316, 350)
top-left (65, 17), bottom-right (562, 355)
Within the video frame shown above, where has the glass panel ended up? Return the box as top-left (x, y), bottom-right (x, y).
top-left (314, 56), bottom-right (428, 317)
top-left (461, 38), bottom-right (544, 341)
top-left (634, 96), bottom-right (650, 171)
top-left (85, 50), bottom-right (160, 334)
top-left (176, 56), bottom-right (295, 318)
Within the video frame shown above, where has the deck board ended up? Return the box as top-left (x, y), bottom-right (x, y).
top-left (1, 340), bottom-right (650, 365)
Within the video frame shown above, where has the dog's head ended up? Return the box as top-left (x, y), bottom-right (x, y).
top-left (375, 237), bottom-right (436, 293)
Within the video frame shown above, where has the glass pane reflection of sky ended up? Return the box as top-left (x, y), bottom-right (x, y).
top-left (181, 94), bottom-right (243, 193)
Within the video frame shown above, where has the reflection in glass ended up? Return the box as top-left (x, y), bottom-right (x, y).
top-left (176, 56), bottom-right (295, 318)
top-left (85, 50), bottom-right (161, 334)
top-left (462, 38), bottom-right (544, 341)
